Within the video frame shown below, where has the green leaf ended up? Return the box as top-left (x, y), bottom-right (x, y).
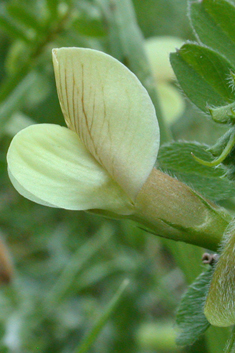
top-left (176, 173), bottom-right (235, 201)
top-left (176, 268), bottom-right (212, 346)
top-left (170, 43), bottom-right (235, 112)
top-left (203, 0), bottom-right (235, 44)
top-left (158, 141), bottom-right (235, 200)
top-left (158, 141), bottom-right (225, 177)
top-left (189, 0), bottom-right (235, 68)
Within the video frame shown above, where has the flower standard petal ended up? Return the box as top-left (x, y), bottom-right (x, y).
top-left (52, 47), bottom-right (160, 200)
top-left (7, 124), bottom-right (133, 214)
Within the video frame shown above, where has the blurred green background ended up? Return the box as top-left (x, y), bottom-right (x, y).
top-left (0, 0), bottom-right (228, 352)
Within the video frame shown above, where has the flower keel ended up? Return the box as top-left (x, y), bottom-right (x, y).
top-left (7, 124), bottom-right (134, 214)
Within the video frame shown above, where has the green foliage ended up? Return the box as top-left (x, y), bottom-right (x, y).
top-left (171, 43), bottom-right (235, 113)
top-left (224, 326), bottom-right (235, 353)
top-left (176, 268), bottom-right (212, 346)
top-left (0, 73), bottom-right (37, 137)
top-left (6, 3), bottom-right (44, 33)
top-left (158, 142), bottom-right (224, 177)
top-left (168, 2), bottom-right (235, 348)
top-left (189, 0), bottom-right (235, 68)
top-left (72, 2), bottom-right (106, 37)
top-left (74, 280), bottom-right (129, 353)
top-left (170, 0), bottom-right (235, 197)
top-left (158, 141), bottom-right (235, 200)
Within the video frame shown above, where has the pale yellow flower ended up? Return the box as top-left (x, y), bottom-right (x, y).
top-left (6, 48), bottom-right (229, 250)
top-left (7, 48), bottom-right (160, 215)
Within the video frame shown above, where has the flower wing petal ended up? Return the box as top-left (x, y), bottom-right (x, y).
top-left (7, 124), bottom-right (133, 214)
top-left (52, 47), bottom-right (159, 200)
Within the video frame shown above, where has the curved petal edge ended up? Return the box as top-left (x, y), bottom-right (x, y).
top-left (52, 47), bottom-right (160, 200)
top-left (7, 124), bottom-right (134, 215)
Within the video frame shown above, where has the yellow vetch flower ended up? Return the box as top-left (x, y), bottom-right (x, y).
top-left (7, 47), bottom-right (229, 250)
top-left (7, 48), bottom-right (160, 215)
top-left (145, 36), bottom-right (185, 123)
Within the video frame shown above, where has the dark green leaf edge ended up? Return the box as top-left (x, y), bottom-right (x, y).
top-left (158, 141), bottom-right (226, 177)
top-left (189, 0), bottom-right (235, 68)
top-left (158, 141), bottom-right (235, 201)
top-left (176, 267), bottom-right (213, 346)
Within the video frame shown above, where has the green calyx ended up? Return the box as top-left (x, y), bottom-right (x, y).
top-left (209, 101), bottom-right (235, 125)
top-left (204, 221), bottom-right (235, 327)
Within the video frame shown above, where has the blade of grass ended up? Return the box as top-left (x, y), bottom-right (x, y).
top-left (73, 279), bottom-right (130, 353)
top-left (44, 223), bottom-right (114, 307)
top-left (0, 3), bottom-right (72, 104)
top-left (0, 72), bottom-right (37, 138)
